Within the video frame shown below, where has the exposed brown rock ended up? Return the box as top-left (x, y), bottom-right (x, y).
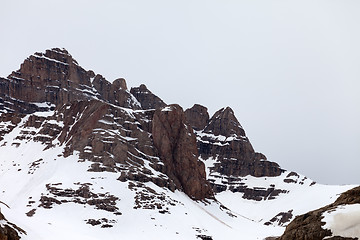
top-left (152, 104), bottom-right (213, 200)
top-left (130, 84), bottom-right (166, 110)
top-left (334, 186), bottom-right (360, 205)
top-left (5, 48), bottom-right (95, 106)
top-left (185, 104), bottom-right (209, 131)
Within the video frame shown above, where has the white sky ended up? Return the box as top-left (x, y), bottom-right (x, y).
top-left (1, 0), bottom-right (359, 185)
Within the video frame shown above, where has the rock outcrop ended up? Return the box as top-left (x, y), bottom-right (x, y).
top-left (278, 186), bottom-right (360, 240)
top-left (152, 105), bottom-right (213, 200)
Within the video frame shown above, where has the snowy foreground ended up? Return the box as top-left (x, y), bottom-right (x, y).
top-left (0, 110), bottom-right (356, 240)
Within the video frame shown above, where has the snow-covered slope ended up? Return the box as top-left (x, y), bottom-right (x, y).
top-left (0, 108), bottom-right (355, 240)
top-left (0, 48), bottom-right (357, 240)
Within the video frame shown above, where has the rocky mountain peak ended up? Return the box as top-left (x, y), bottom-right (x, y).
top-left (0, 48), bottom-right (142, 114)
top-left (38, 47), bottom-right (76, 65)
top-left (194, 105), bottom-right (284, 197)
top-left (130, 84), bottom-right (166, 110)
top-left (2, 48), bottom-right (94, 110)
top-left (204, 106), bottom-right (245, 138)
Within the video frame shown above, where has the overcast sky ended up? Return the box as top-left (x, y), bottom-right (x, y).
top-left (1, 0), bottom-right (359, 185)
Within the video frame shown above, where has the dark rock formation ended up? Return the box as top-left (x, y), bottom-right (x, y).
top-left (184, 104), bottom-right (209, 131)
top-left (152, 104), bottom-right (213, 200)
top-left (130, 84), bottom-right (166, 110)
top-left (278, 186), bottom-right (360, 240)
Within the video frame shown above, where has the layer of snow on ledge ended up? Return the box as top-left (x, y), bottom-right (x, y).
top-left (195, 131), bottom-right (245, 142)
top-left (33, 110), bottom-right (55, 117)
top-left (32, 54), bottom-right (69, 65)
top-left (161, 106), bottom-right (172, 112)
top-left (31, 102), bottom-right (55, 108)
top-left (323, 203), bottom-right (360, 239)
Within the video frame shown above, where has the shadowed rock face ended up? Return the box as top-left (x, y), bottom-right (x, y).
top-left (152, 104), bottom-right (213, 200)
top-left (130, 84), bottom-right (166, 110)
top-left (278, 186), bottom-right (360, 240)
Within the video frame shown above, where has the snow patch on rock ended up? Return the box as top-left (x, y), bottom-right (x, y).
top-left (323, 204), bottom-right (360, 239)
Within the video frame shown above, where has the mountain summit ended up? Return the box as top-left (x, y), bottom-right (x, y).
top-left (0, 48), bottom-right (357, 240)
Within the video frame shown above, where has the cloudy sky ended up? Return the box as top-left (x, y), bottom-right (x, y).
top-left (1, 0), bottom-right (359, 185)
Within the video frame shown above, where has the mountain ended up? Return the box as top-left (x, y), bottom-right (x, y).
top-left (0, 48), bottom-right (357, 240)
